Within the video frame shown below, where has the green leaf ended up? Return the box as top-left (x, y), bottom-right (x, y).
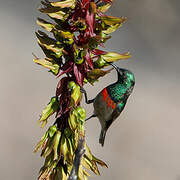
top-left (101, 52), bottom-right (131, 62)
top-left (36, 31), bottom-right (55, 45)
top-left (94, 52), bottom-right (130, 68)
top-left (94, 57), bottom-right (107, 68)
top-left (83, 169), bottom-right (90, 177)
top-left (33, 58), bottom-right (60, 75)
top-left (37, 18), bottom-right (55, 32)
top-left (82, 158), bottom-right (92, 171)
top-left (39, 0), bottom-right (70, 21)
top-left (102, 23), bottom-right (121, 34)
top-left (39, 2), bottom-right (61, 13)
top-left (76, 106), bottom-right (86, 123)
top-left (89, 36), bottom-right (101, 50)
top-left (48, 10), bottom-right (69, 20)
top-left (39, 158), bottom-right (58, 180)
top-left (41, 136), bottom-right (54, 158)
top-left (101, 16), bottom-right (127, 26)
top-left (76, 107), bottom-right (86, 134)
top-left (34, 125), bottom-right (57, 153)
top-left (68, 110), bottom-right (78, 131)
top-left (56, 166), bottom-right (68, 180)
top-left (50, 0), bottom-right (76, 9)
top-left (39, 152), bottom-right (54, 178)
top-left (66, 136), bottom-right (74, 153)
top-left (36, 31), bottom-right (64, 59)
top-left (97, 1), bottom-right (113, 13)
top-left (53, 30), bottom-right (74, 45)
top-left (64, 128), bottom-right (72, 138)
top-left (71, 85), bottom-right (81, 105)
top-left (87, 68), bottom-right (112, 82)
top-left (52, 131), bottom-right (61, 160)
top-left (34, 131), bottom-right (48, 153)
top-left (84, 155), bottom-right (100, 175)
top-left (92, 155), bottom-right (108, 168)
top-left (60, 134), bottom-right (69, 162)
top-left (78, 165), bottom-right (87, 180)
top-left (48, 125), bottom-right (57, 138)
top-left (100, 33), bottom-right (112, 43)
top-left (65, 138), bottom-right (73, 162)
top-left (38, 97), bottom-right (59, 128)
top-left (74, 19), bottom-right (87, 31)
top-left (37, 40), bottom-right (64, 58)
top-left (68, 81), bottom-right (76, 89)
top-left (68, 107), bottom-right (85, 132)
top-left (85, 143), bottom-right (93, 160)
top-left (101, 16), bottom-right (127, 34)
top-left (74, 50), bottom-right (85, 64)
top-left (68, 81), bottom-right (82, 106)
top-left (37, 19), bottom-right (74, 45)
top-left (41, 152), bottom-right (54, 171)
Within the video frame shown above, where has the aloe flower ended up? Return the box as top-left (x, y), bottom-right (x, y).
top-left (33, 0), bottom-right (130, 179)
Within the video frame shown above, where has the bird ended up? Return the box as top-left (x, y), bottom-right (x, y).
top-left (81, 63), bottom-right (135, 146)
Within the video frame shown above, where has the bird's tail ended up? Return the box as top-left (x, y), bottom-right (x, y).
top-left (99, 129), bottom-right (107, 147)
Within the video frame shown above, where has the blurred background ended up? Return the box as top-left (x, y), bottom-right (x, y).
top-left (0, 0), bottom-right (180, 179)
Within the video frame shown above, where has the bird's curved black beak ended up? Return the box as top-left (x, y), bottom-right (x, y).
top-left (110, 63), bottom-right (123, 76)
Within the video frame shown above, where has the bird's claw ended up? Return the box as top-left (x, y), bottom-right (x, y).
top-left (80, 87), bottom-right (86, 94)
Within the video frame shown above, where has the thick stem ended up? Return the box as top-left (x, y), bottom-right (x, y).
top-left (68, 137), bottom-right (85, 180)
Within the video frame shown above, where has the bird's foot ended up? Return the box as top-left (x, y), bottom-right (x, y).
top-left (80, 87), bottom-right (86, 94)
top-left (85, 114), bottom-right (96, 121)
top-left (80, 87), bottom-right (94, 104)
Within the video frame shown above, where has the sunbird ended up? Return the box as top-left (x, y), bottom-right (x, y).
top-left (81, 63), bottom-right (135, 146)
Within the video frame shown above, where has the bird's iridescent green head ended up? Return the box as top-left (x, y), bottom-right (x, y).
top-left (111, 63), bottom-right (135, 85)
top-left (122, 69), bottom-right (135, 82)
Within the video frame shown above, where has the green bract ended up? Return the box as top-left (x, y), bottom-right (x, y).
top-left (33, 58), bottom-right (60, 75)
top-left (38, 97), bottom-right (59, 128)
top-left (101, 16), bottom-right (127, 26)
top-left (52, 131), bottom-right (61, 160)
top-left (68, 81), bottom-right (82, 106)
top-left (101, 51), bottom-right (131, 62)
top-left (48, 125), bottom-right (58, 137)
top-left (68, 106), bottom-right (85, 131)
top-left (50, 0), bottom-right (76, 9)
top-left (98, 2), bottom-right (112, 13)
top-left (53, 30), bottom-right (74, 45)
top-left (94, 52), bottom-right (131, 68)
top-left (87, 68), bottom-right (112, 84)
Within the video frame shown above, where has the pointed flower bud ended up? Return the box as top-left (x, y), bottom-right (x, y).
top-left (87, 68), bottom-right (112, 84)
top-left (50, 0), bottom-right (76, 9)
top-left (33, 58), bottom-right (60, 75)
top-left (52, 131), bottom-right (61, 160)
top-left (38, 97), bottom-right (59, 128)
top-left (68, 81), bottom-right (82, 106)
top-left (48, 125), bottom-right (58, 138)
top-left (101, 51), bottom-right (131, 62)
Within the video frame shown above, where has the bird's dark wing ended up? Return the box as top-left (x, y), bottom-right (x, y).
top-left (105, 100), bottom-right (127, 130)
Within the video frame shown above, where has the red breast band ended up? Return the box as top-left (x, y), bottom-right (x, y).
top-left (101, 88), bottom-right (116, 110)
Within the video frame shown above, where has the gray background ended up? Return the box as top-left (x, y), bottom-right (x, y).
top-left (0, 0), bottom-right (180, 179)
